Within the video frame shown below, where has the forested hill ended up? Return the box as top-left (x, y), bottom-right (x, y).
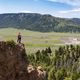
top-left (0, 13), bottom-right (80, 32)
top-left (67, 18), bottom-right (80, 23)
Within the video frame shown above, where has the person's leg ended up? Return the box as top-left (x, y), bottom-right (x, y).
top-left (20, 38), bottom-right (21, 43)
top-left (17, 38), bottom-right (19, 42)
top-left (19, 38), bottom-right (21, 43)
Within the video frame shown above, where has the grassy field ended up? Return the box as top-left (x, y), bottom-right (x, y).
top-left (0, 28), bottom-right (80, 54)
top-left (77, 39), bottom-right (80, 41)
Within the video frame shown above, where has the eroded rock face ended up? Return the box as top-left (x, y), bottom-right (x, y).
top-left (0, 41), bottom-right (47, 80)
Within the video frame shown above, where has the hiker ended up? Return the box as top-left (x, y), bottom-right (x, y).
top-left (17, 33), bottom-right (21, 43)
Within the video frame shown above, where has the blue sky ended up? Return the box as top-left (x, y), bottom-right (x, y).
top-left (0, 0), bottom-right (80, 18)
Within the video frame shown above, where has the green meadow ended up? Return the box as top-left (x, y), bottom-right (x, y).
top-left (0, 28), bottom-right (80, 54)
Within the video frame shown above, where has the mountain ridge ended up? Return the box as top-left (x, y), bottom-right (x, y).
top-left (0, 13), bottom-right (80, 32)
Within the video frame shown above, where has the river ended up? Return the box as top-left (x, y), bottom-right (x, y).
top-left (22, 37), bottom-right (80, 45)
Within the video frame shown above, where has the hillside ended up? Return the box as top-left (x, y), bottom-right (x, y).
top-left (0, 40), bottom-right (47, 80)
top-left (28, 45), bottom-right (80, 80)
top-left (0, 13), bottom-right (80, 32)
top-left (67, 18), bottom-right (80, 23)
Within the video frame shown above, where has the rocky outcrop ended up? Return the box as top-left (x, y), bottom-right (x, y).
top-left (0, 41), bottom-right (47, 80)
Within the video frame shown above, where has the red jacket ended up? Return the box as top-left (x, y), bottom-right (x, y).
top-left (18, 34), bottom-right (21, 38)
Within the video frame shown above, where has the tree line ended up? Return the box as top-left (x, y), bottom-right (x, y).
top-left (27, 45), bottom-right (80, 80)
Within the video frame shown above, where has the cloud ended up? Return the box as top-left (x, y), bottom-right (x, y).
top-left (21, 11), bottom-right (32, 13)
top-left (47, 0), bottom-right (80, 6)
top-left (58, 8), bottom-right (80, 13)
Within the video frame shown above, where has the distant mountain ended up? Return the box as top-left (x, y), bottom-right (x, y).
top-left (0, 13), bottom-right (80, 32)
top-left (68, 18), bottom-right (80, 23)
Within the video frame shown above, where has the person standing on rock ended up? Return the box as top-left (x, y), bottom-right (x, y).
top-left (17, 33), bottom-right (21, 43)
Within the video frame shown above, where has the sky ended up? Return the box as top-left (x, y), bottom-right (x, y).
top-left (0, 0), bottom-right (80, 18)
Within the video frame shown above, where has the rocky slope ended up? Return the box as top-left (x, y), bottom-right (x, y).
top-left (0, 41), bottom-right (47, 80)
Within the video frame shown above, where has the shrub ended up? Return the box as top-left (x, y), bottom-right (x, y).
top-left (6, 39), bottom-right (16, 47)
top-left (55, 70), bottom-right (63, 80)
top-left (64, 77), bottom-right (72, 80)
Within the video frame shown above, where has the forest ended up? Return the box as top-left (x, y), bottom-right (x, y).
top-left (0, 13), bottom-right (80, 33)
top-left (27, 45), bottom-right (80, 80)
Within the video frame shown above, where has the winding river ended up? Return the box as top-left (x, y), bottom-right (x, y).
top-left (0, 36), bottom-right (80, 45)
top-left (22, 37), bottom-right (80, 45)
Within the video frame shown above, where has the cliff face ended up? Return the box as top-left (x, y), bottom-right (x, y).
top-left (0, 41), bottom-right (47, 80)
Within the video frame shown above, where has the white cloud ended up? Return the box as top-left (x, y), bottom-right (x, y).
top-left (47, 0), bottom-right (80, 6)
top-left (58, 8), bottom-right (80, 13)
top-left (21, 11), bottom-right (32, 13)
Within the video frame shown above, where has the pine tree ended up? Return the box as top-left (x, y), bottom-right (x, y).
top-left (58, 46), bottom-right (63, 55)
top-left (72, 52), bottom-right (75, 60)
top-left (48, 68), bottom-right (56, 80)
top-left (55, 70), bottom-right (63, 80)
top-left (66, 45), bottom-right (69, 50)
top-left (41, 49), bottom-right (48, 56)
top-left (65, 53), bottom-right (70, 62)
top-left (55, 49), bottom-right (59, 58)
top-left (61, 66), bottom-right (67, 78)
top-left (76, 45), bottom-right (79, 53)
top-left (71, 73), bottom-right (79, 80)
top-left (47, 47), bottom-right (52, 56)
top-left (35, 50), bottom-right (40, 56)
top-left (70, 44), bottom-right (73, 49)
top-left (45, 48), bottom-right (48, 53)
